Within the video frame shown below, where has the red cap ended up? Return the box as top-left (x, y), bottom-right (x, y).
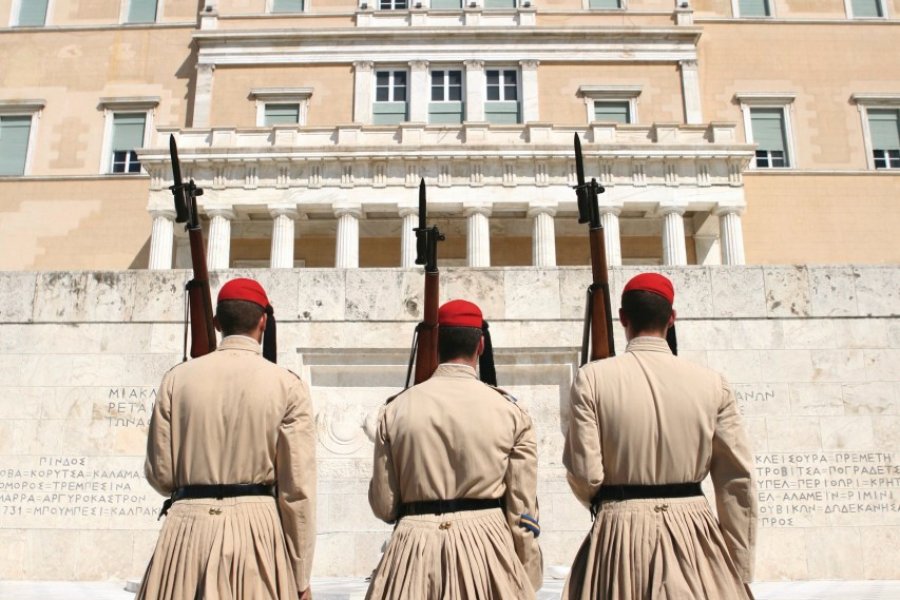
top-left (217, 278), bottom-right (271, 309)
top-left (622, 273), bottom-right (674, 305)
top-left (438, 299), bottom-right (484, 328)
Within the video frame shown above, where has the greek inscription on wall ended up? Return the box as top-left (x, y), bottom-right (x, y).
top-left (755, 452), bottom-right (899, 528)
top-left (105, 387), bottom-right (155, 428)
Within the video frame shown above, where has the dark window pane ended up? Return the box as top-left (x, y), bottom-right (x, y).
top-left (487, 87), bottom-right (500, 101)
top-left (128, 152), bottom-right (142, 173)
top-left (376, 88), bottom-right (389, 102)
top-left (448, 71), bottom-right (462, 86)
top-left (394, 72), bottom-right (406, 86)
top-left (755, 150), bottom-right (769, 168)
top-left (503, 71), bottom-right (516, 86)
top-left (432, 71), bottom-right (443, 86)
top-left (449, 85), bottom-right (462, 102)
top-left (486, 71), bottom-right (499, 85)
top-left (432, 86), bottom-right (443, 101)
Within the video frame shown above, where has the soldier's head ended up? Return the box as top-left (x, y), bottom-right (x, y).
top-left (619, 273), bottom-right (676, 341)
top-left (214, 278), bottom-right (278, 362)
top-left (437, 300), bottom-right (497, 385)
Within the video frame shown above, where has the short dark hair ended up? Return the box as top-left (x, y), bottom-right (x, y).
top-left (621, 290), bottom-right (672, 334)
top-left (438, 326), bottom-right (482, 363)
top-left (216, 299), bottom-right (265, 337)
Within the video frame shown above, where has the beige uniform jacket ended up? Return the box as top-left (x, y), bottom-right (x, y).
top-left (563, 336), bottom-right (757, 581)
top-left (369, 363), bottom-right (543, 589)
top-left (145, 335), bottom-right (317, 591)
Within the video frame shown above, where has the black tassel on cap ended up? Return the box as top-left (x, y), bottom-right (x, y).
top-left (479, 321), bottom-right (497, 386)
top-left (666, 323), bottom-right (678, 356)
top-left (263, 305), bottom-right (277, 363)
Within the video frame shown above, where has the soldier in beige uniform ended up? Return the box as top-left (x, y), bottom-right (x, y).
top-left (563, 273), bottom-right (756, 600)
top-left (366, 299), bottom-right (543, 600)
top-left (138, 278), bottom-right (316, 600)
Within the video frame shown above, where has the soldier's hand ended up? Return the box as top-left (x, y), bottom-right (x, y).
top-left (299, 588), bottom-right (312, 600)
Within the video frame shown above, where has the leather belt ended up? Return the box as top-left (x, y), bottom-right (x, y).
top-left (590, 482), bottom-right (703, 518)
top-left (398, 498), bottom-right (502, 518)
top-left (158, 483), bottom-right (275, 519)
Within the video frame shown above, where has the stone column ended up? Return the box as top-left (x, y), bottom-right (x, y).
top-left (148, 208), bottom-right (176, 270)
top-left (353, 61), bottom-right (374, 124)
top-left (269, 204), bottom-right (298, 269)
top-left (206, 207), bottom-right (234, 270)
top-left (528, 204), bottom-right (556, 267)
top-left (464, 60), bottom-right (486, 122)
top-left (661, 208), bottom-right (688, 266)
top-left (519, 60), bottom-right (540, 123)
top-left (717, 208), bottom-right (746, 266)
top-left (192, 63), bottom-right (215, 128)
top-left (464, 205), bottom-right (491, 267)
top-left (600, 209), bottom-right (623, 267)
top-left (399, 207), bottom-right (418, 268)
top-left (335, 204), bottom-right (362, 268)
top-left (409, 60), bottom-right (429, 123)
top-left (679, 60), bottom-right (703, 125)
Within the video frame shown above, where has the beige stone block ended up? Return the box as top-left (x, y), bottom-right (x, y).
top-left (889, 322), bottom-right (900, 348)
top-left (706, 350), bottom-right (761, 383)
top-left (860, 526), bottom-right (900, 579)
top-left (855, 267), bottom-right (900, 317)
top-left (742, 416), bottom-right (768, 452)
top-left (295, 270), bottom-right (347, 321)
top-left (809, 267), bottom-right (859, 317)
top-left (657, 267), bottom-right (714, 319)
top-left (558, 267), bottom-right (593, 320)
top-left (810, 349), bottom-right (867, 383)
top-left (131, 529), bottom-right (159, 576)
top-left (1, 323), bottom-right (152, 355)
top-left (0, 272), bottom-right (36, 323)
top-left (0, 418), bottom-right (65, 456)
top-left (755, 527), bottom-right (808, 580)
top-left (149, 323), bottom-right (186, 354)
top-left (788, 383), bottom-right (844, 416)
top-left (541, 531), bottom-right (588, 571)
top-left (832, 319), bottom-right (890, 349)
top-left (75, 530), bottom-right (136, 579)
top-left (764, 266), bottom-right (811, 318)
top-left (733, 383), bottom-right (790, 417)
top-left (83, 272), bottom-right (137, 322)
top-left (131, 270), bottom-right (187, 323)
top-left (804, 527), bottom-right (863, 579)
top-left (758, 349), bottom-right (816, 383)
top-left (820, 416), bottom-right (874, 451)
top-left (0, 387), bottom-right (44, 419)
top-left (0, 529), bottom-right (27, 579)
top-left (320, 494), bottom-right (373, 532)
top-left (676, 321), bottom-right (734, 351)
top-left (782, 319), bottom-right (837, 350)
top-left (864, 349), bottom-right (900, 381)
top-left (344, 269), bottom-right (421, 322)
top-left (41, 387), bottom-right (100, 421)
top-left (766, 418), bottom-right (822, 452)
top-left (25, 529), bottom-right (80, 579)
top-left (709, 266), bottom-right (767, 318)
top-left (442, 268), bottom-right (506, 320)
top-left (872, 416), bottom-right (900, 452)
top-left (228, 268), bottom-right (300, 319)
top-left (505, 269), bottom-right (561, 320)
top-left (32, 272), bottom-right (88, 322)
top-left (842, 382), bottom-right (900, 415)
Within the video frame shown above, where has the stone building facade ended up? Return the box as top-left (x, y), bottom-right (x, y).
top-left (1, 0), bottom-right (899, 270)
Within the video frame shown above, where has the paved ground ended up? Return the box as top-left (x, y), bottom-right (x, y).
top-left (2, 579), bottom-right (900, 599)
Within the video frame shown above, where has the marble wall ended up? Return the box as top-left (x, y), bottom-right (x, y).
top-left (0, 266), bottom-right (898, 581)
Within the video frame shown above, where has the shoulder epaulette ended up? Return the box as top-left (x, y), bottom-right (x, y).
top-left (488, 384), bottom-right (518, 404)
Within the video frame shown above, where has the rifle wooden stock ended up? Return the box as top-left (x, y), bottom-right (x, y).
top-left (413, 270), bottom-right (440, 384)
top-left (588, 226), bottom-right (615, 362)
top-left (186, 227), bottom-right (217, 358)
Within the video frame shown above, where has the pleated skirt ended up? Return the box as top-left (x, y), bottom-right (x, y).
top-left (136, 496), bottom-right (298, 600)
top-left (365, 507), bottom-right (534, 600)
top-left (563, 497), bottom-right (752, 600)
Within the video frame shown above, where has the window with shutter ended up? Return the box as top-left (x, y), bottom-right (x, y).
top-left (373, 71), bottom-right (408, 125)
top-left (430, 70), bottom-right (464, 125)
top-left (272, 0), bottom-right (305, 12)
top-left (851, 0), bottom-right (884, 18)
top-left (431, 0), bottom-right (462, 8)
top-left (16, 0), bottom-right (49, 26)
top-left (0, 116), bottom-right (33, 176)
top-left (484, 0), bottom-right (517, 8)
top-left (738, 0), bottom-right (770, 17)
top-left (485, 69), bottom-right (520, 124)
top-left (868, 109), bottom-right (900, 169)
top-left (589, 0), bottom-right (621, 8)
top-left (110, 113), bottom-right (146, 174)
top-left (594, 102), bottom-right (631, 124)
top-left (264, 104), bottom-right (301, 126)
top-left (750, 108), bottom-right (789, 168)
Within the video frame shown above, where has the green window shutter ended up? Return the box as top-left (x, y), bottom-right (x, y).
top-left (852, 0), bottom-right (883, 17)
top-left (594, 102), bottom-right (630, 124)
top-left (589, 0), bottom-right (621, 8)
top-left (127, 0), bottom-right (158, 23)
top-left (750, 108), bottom-right (787, 152)
top-left (485, 101), bottom-right (520, 125)
top-left (272, 0), bottom-right (305, 13)
top-left (869, 109), bottom-right (900, 150)
top-left (0, 116), bottom-right (32, 176)
top-left (431, 0), bottom-right (462, 7)
top-left (264, 104), bottom-right (300, 125)
top-left (739, 0), bottom-right (769, 17)
top-left (17, 0), bottom-right (49, 26)
top-left (429, 102), bottom-right (464, 125)
top-left (484, 0), bottom-right (516, 8)
top-left (112, 113), bottom-right (146, 151)
top-left (373, 102), bottom-right (408, 125)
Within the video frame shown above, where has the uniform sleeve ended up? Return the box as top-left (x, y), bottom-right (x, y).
top-left (562, 367), bottom-right (604, 507)
top-left (144, 371), bottom-right (175, 496)
top-left (368, 406), bottom-right (401, 523)
top-left (503, 408), bottom-right (543, 591)
top-left (276, 378), bottom-right (317, 592)
top-left (710, 376), bottom-right (757, 583)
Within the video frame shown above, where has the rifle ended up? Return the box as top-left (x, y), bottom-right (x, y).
top-left (405, 179), bottom-right (444, 387)
top-left (573, 133), bottom-right (615, 365)
top-left (169, 134), bottom-right (217, 361)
